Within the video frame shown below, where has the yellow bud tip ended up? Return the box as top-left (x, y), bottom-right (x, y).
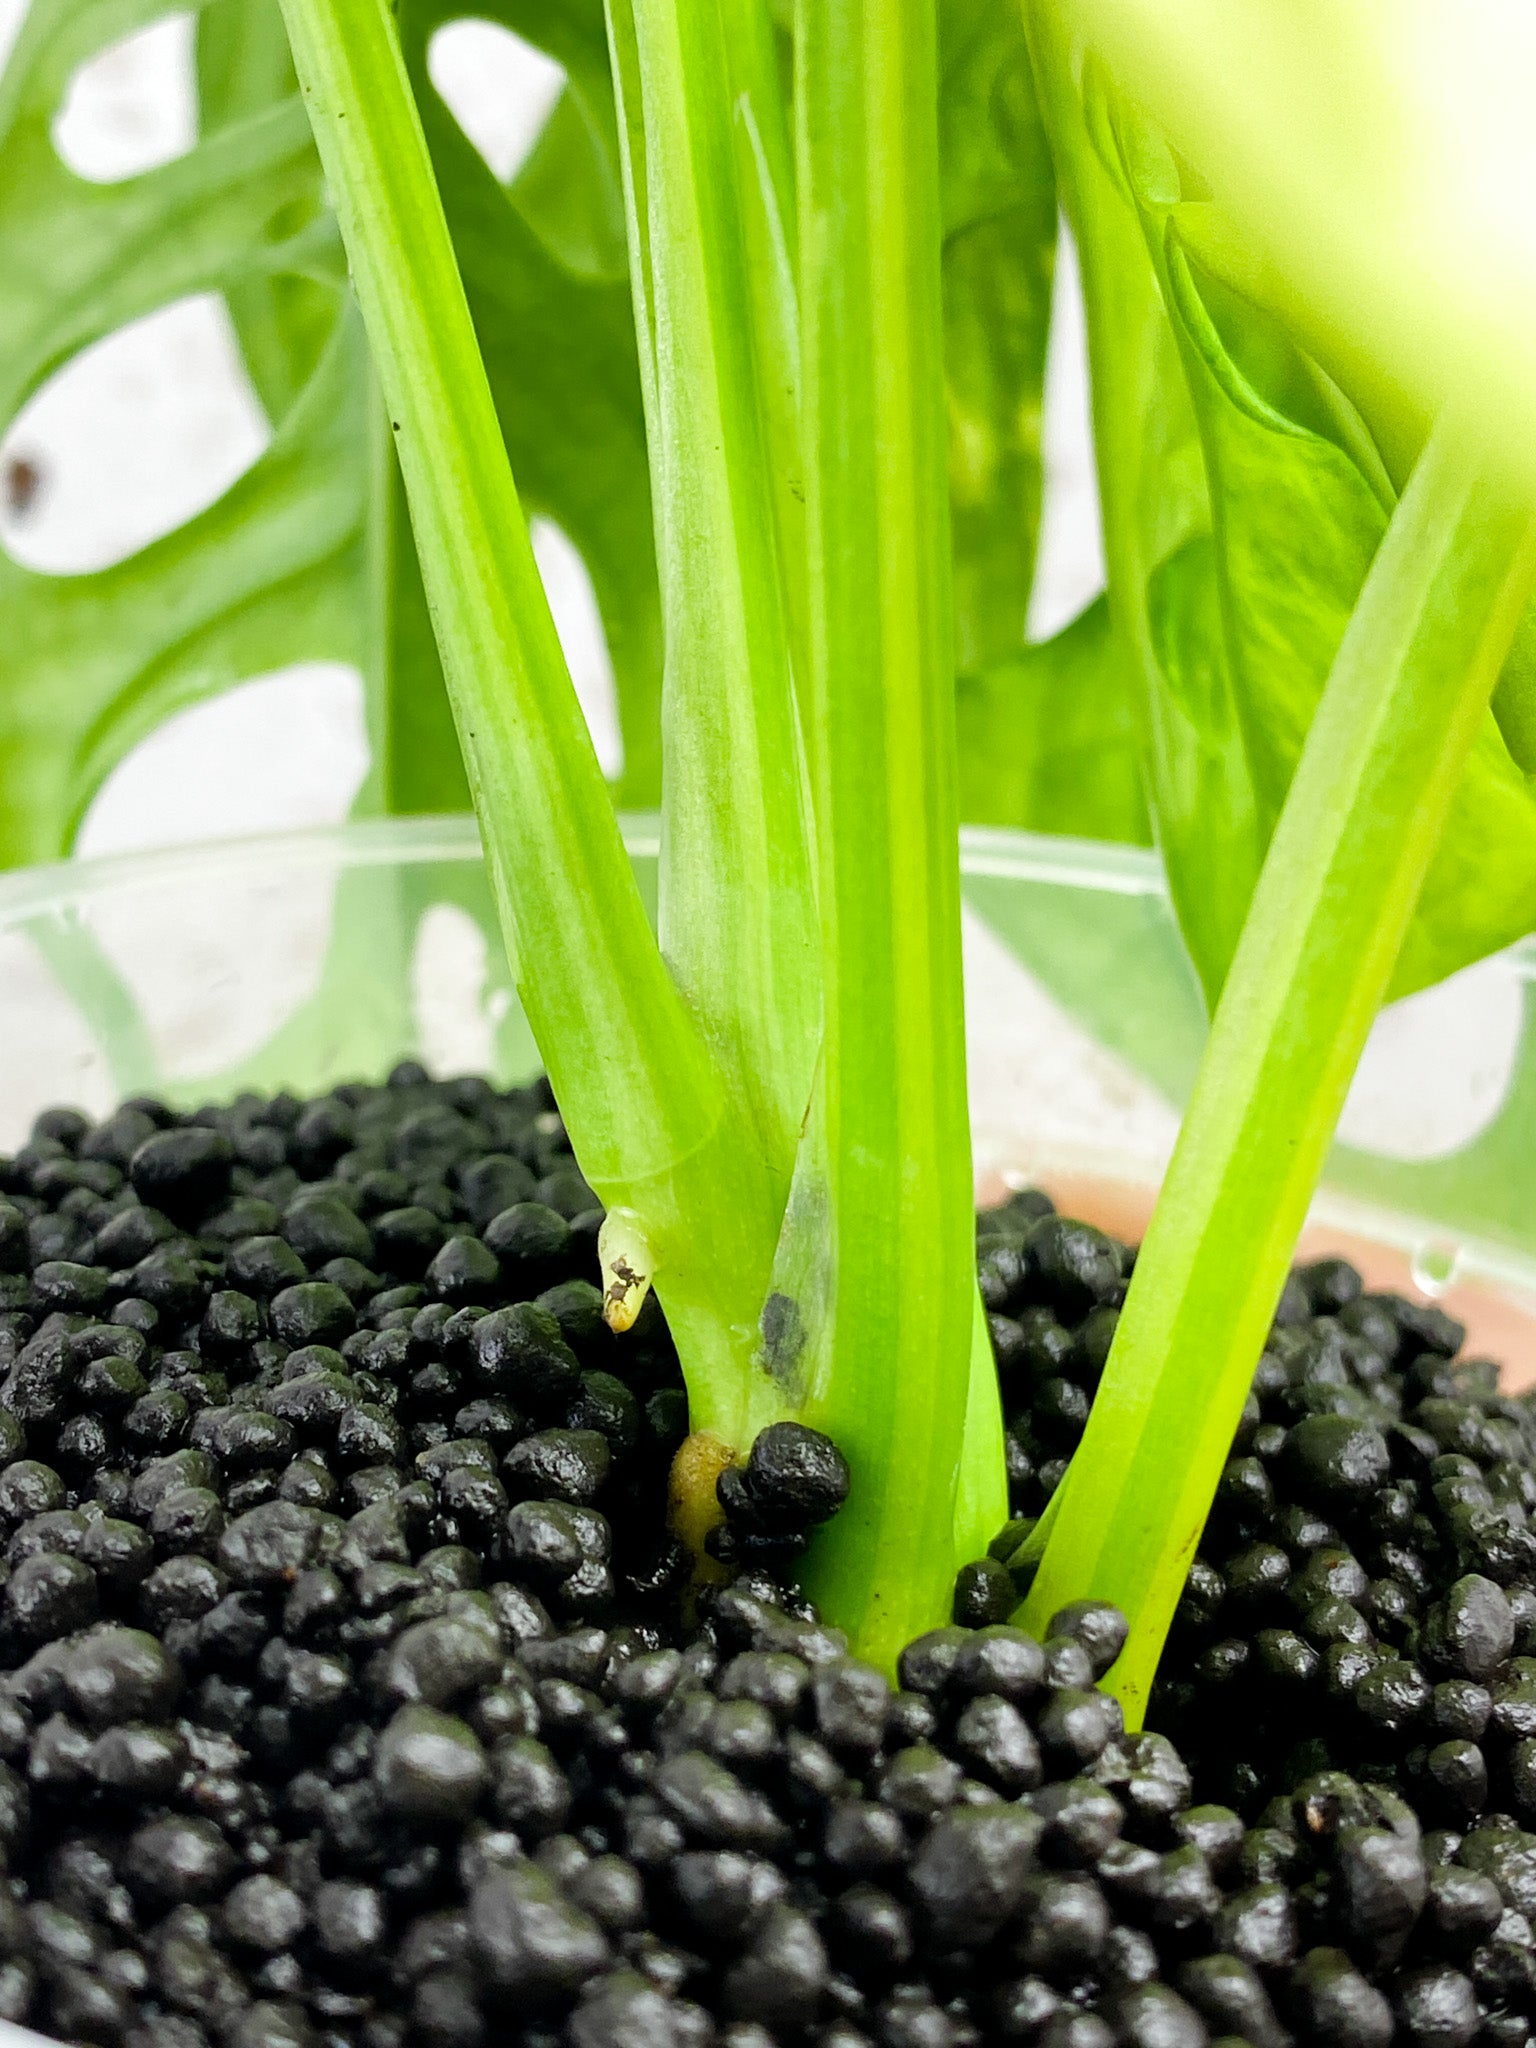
top-left (598, 1209), bottom-right (654, 1333)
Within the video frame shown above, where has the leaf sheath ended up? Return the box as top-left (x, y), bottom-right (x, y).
top-left (606, 0), bottom-right (819, 1183)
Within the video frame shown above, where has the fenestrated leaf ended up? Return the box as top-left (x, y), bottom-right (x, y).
top-left (2, 0), bottom-right (1072, 857)
top-left (197, 0), bottom-right (656, 815)
top-left (196, 0), bottom-right (469, 820)
top-left (0, 0), bottom-right (337, 433)
top-left (0, 0), bottom-right (368, 868)
top-left (1084, 77), bottom-right (1536, 1004)
top-left (0, 313), bottom-right (366, 864)
top-left (0, 0), bottom-right (664, 867)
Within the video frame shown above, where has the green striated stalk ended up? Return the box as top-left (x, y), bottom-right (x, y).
top-left (275, 0), bottom-right (784, 1390)
top-left (794, 0), bottom-right (994, 1666)
top-left (1022, 416), bottom-right (1536, 1724)
top-left (604, 0), bottom-right (819, 1190)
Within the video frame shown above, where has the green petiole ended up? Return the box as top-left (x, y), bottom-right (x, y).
top-left (790, 0), bottom-right (1000, 1664)
top-left (606, 0), bottom-right (819, 1190)
top-left (274, 0), bottom-right (786, 1438)
top-left (250, 0), bottom-right (1536, 1701)
top-left (1022, 414), bottom-right (1536, 1723)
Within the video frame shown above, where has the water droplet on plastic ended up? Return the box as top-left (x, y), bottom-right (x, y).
top-left (1411, 1240), bottom-right (1462, 1298)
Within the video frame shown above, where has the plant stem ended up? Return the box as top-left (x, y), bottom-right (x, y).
top-left (606, 0), bottom-right (819, 1183)
top-left (1022, 415), bottom-right (1536, 1725)
top-left (276, 0), bottom-right (783, 1370)
top-left (794, 0), bottom-right (989, 1666)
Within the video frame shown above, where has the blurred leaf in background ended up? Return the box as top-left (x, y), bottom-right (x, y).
top-left (0, 0), bottom-right (663, 865)
top-left (1025, 22), bottom-right (1536, 1008)
top-left (0, 0), bottom-right (362, 866)
top-left (0, 0), bottom-right (1150, 869)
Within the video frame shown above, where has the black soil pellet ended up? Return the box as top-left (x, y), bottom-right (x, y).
top-left (1, 1075), bottom-right (1535, 2045)
top-left (966, 1185), bottom-right (1536, 2047)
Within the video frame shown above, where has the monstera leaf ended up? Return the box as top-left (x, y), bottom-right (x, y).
top-left (0, 0), bottom-right (358, 865)
top-left (0, 0), bottom-right (665, 865)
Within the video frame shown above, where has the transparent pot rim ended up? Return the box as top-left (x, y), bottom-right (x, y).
top-left (3, 808), bottom-right (1535, 1355)
top-left (0, 813), bottom-right (1172, 926)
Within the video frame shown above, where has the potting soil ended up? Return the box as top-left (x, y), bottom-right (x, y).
top-left (0, 1072), bottom-right (1525, 2048)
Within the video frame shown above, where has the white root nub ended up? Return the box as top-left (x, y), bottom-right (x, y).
top-left (598, 1208), bottom-right (654, 1333)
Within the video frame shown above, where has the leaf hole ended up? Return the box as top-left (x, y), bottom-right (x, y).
top-left (1337, 950), bottom-right (1524, 1162)
top-left (74, 663), bottom-right (368, 857)
top-left (0, 293), bottom-right (270, 575)
top-left (426, 17), bottom-right (565, 185)
top-left (51, 11), bottom-right (197, 184)
top-left (0, 0), bottom-right (26, 77)
top-left (412, 902), bottom-right (497, 1080)
top-left (530, 516), bottom-right (623, 781)
top-left (1027, 222), bottom-right (1107, 644)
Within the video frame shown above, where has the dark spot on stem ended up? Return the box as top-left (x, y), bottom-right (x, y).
top-left (760, 1292), bottom-right (805, 1381)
